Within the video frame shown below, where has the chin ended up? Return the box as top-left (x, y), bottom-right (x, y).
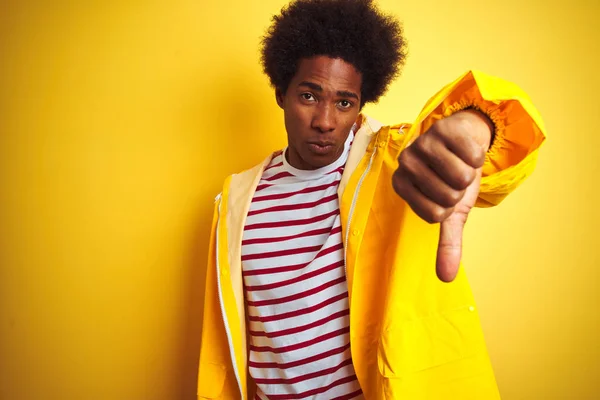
top-left (296, 146), bottom-right (340, 170)
top-left (306, 155), bottom-right (334, 169)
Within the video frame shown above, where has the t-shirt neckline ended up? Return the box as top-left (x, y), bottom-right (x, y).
top-left (281, 129), bottom-right (354, 179)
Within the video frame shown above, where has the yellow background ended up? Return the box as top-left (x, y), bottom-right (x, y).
top-left (0, 0), bottom-right (597, 399)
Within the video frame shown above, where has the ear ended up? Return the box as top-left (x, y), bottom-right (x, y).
top-left (275, 88), bottom-right (284, 109)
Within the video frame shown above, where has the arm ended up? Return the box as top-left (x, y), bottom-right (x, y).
top-left (404, 70), bottom-right (547, 207)
top-left (392, 70), bottom-right (547, 281)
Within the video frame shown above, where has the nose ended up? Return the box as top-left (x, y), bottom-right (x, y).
top-left (311, 103), bottom-right (335, 133)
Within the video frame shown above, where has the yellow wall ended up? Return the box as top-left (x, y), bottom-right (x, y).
top-left (0, 1), bottom-right (597, 399)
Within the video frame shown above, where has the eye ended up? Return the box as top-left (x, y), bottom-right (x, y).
top-left (300, 93), bottom-right (315, 102)
top-left (338, 99), bottom-right (353, 109)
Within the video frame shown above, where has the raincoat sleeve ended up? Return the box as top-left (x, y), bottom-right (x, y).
top-left (405, 70), bottom-right (546, 207)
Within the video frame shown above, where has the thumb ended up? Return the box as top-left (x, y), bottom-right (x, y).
top-left (435, 168), bottom-right (481, 282)
top-left (435, 167), bottom-right (482, 282)
top-left (436, 213), bottom-right (467, 282)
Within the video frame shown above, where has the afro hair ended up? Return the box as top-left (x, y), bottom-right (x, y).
top-left (260, 0), bottom-right (407, 106)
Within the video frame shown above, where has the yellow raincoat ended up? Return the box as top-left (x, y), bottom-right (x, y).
top-left (196, 70), bottom-right (546, 399)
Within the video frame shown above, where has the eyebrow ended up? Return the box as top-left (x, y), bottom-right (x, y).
top-left (298, 81), bottom-right (359, 100)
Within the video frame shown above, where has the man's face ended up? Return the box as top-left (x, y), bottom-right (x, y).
top-left (277, 56), bottom-right (362, 170)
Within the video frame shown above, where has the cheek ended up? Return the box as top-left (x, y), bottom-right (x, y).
top-left (341, 115), bottom-right (359, 134)
top-left (283, 116), bottom-right (303, 148)
top-left (285, 106), bottom-right (310, 138)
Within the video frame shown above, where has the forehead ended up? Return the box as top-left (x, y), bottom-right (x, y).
top-left (291, 56), bottom-right (362, 92)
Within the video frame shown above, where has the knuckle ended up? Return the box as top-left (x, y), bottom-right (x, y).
top-left (453, 189), bottom-right (466, 203)
top-left (445, 189), bottom-right (464, 206)
top-left (398, 151), bottom-right (417, 178)
top-left (410, 138), bottom-right (425, 155)
top-left (455, 116), bottom-right (473, 133)
top-left (398, 149), bottom-right (410, 166)
top-left (430, 206), bottom-right (449, 223)
top-left (431, 117), bottom-right (446, 131)
top-left (455, 168), bottom-right (475, 189)
top-left (428, 123), bottom-right (445, 141)
top-left (472, 149), bottom-right (486, 167)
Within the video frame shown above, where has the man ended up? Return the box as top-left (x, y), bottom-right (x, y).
top-left (197, 0), bottom-right (546, 399)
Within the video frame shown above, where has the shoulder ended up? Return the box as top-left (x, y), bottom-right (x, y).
top-left (358, 113), bottom-right (411, 145)
top-left (219, 151), bottom-right (279, 194)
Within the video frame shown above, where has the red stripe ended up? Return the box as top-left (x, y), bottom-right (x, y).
top-left (262, 161), bottom-right (283, 172)
top-left (242, 226), bottom-right (340, 246)
top-left (248, 276), bottom-right (346, 306)
top-left (242, 240), bottom-right (343, 276)
top-left (255, 183), bottom-right (272, 192)
top-left (245, 259), bottom-right (344, 292)
top-left (264, 171), bottom-right (293, 181)
top-left (327, 166), bottom-right (345, 175)
top-left (266, 375), bottom-right (358, 400)
top-left (247, 194), bottom-right (338, 217)
top-left (330, 389), bottom-right (363, 400)
top-left (247, 292), bottom-right (347, 322)
top-left (242, 244), bottom-right (322, 262)
top-left (242, 260), bottom-right (307, 277)
top-left (253, 358), bottom-right (353, 385)
top-left (252, 180), bottom-right (340, 203)
top-left (244, 209), bottom-right (339, 231)
top-left (249, 327), bottom-right (349, 354)
top-left (250, 309), bottom-right (349, 338)
top-left (249, 342), bottom-right (350, 369)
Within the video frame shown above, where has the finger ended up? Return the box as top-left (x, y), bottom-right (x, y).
top-left (431, 118), bottom-right (486, 169)
top-left (436, 168), bottom-right (482, 282)
top-left (398, 148), bottom-right (465, 208)
top-left (436, 212), bottom-right (467, 282)
top-left (411, 135), bottom-right (476, 191)
top-left (392, 171), bottom-right (453, 224)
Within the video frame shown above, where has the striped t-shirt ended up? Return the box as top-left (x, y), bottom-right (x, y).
top-left (241, 131), bottom-right (363, 399)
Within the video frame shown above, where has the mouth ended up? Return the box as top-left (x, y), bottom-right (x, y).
top-left (307, 141), bottom-right (335, 155)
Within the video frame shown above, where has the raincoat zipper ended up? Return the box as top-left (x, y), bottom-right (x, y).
top-left (344, 146), bottom-right (378, 271)
top-left (343, 124), bottom-right (404, 277)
